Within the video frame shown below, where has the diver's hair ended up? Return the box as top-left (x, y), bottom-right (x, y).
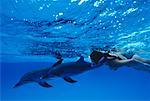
top-left (90, 50), bottom-right (104, 64)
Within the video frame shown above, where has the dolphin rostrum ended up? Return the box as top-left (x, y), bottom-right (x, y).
top-left (14, 56), bottom-right (105, 88)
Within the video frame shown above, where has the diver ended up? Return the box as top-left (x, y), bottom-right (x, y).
top-left (90, 50), bottom-right (150, 72)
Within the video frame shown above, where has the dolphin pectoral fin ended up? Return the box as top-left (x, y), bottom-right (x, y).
top-left (38, 81), bottom-right (53, 88)
top-left (63, 77), bottom-right (77, 83)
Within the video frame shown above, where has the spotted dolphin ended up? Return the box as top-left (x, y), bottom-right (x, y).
top-left (14, 56), bottom-right (105, 88)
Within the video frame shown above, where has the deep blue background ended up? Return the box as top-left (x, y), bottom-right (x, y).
top-left (1, 61), bottom-right (150, 100)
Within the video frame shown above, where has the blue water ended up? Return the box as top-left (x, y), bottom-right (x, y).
top-left (0, 0), bottom-right (150, 101)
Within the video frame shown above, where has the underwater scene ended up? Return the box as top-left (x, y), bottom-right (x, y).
top-left (0, 0), bottom-right (150, 101)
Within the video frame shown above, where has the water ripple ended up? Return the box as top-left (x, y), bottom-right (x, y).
top-left (1, 0), bottom-right (150, 59)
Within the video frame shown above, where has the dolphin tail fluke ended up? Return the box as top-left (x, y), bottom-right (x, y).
top-left (63, 77), bottom-right (77, 83)
top-left (38, 81), bottom-right (53, 88)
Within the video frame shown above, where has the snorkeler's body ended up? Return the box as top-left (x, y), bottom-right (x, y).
top-left (107, 53), bottom-right (150, 72)
top-left (90, 51), bottom-right (150, 72)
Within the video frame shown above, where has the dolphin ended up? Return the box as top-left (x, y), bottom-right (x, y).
top-left (13, 56), bottom-right (105, 88)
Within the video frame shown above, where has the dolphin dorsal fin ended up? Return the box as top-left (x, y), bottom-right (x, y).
top-left (52, 59), bottom-right (63, 67)
top-left (76, 56), bottom-right (84, 63)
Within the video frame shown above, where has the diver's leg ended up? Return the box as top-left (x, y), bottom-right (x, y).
top-left (114, 56), bottom-right (150, 72)
top-left (132, 55), bottom-right (150, 64)
top-left (108, 58), bottom-right (150, 72)
top-left (128, 59), bottom-right (150, 73)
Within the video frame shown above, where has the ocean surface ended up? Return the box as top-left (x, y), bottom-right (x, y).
top-left (0, 0), bottom-right (150, 101)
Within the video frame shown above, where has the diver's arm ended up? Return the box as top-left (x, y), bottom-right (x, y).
top-left (91, 56), bottom-right (106, 67)
top-left (116, 54), bottom-right (127, 60)
top-left (113, 59), bottom-right (133, 66)
top-left (107, 56), bottom-right (116, 60)
top-left (108, 53), bottom-right (127, 60)
top-left (94, 56), bottom-right (106, 67)
top-left (118, 59), bottom-right (133, 63)
top-left (108, 53), bottom-right (118, 57)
